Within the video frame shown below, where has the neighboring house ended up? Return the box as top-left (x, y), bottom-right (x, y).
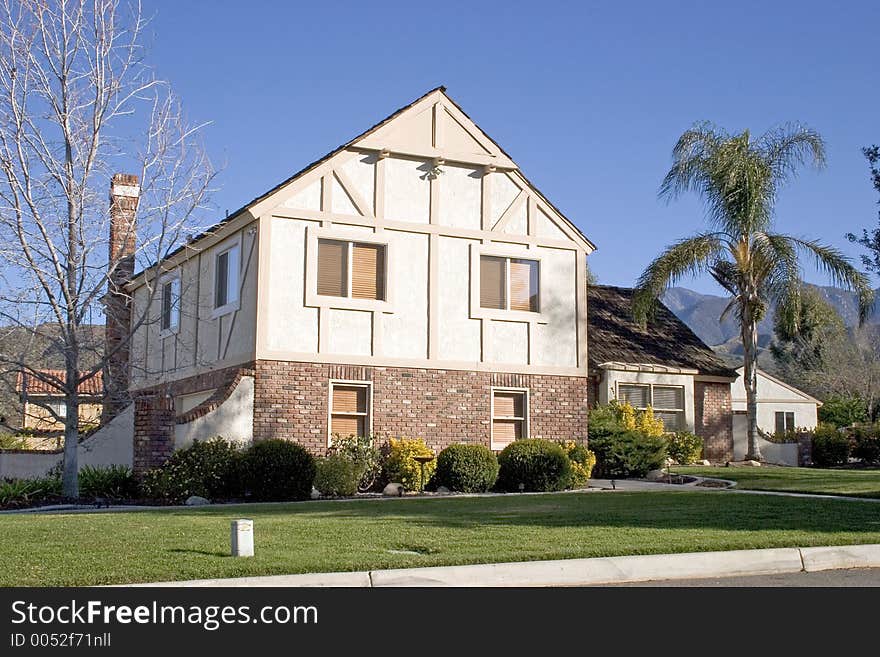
top-left (15, 370), bottom-right (103, 433)
top-left (113, 87), bottom-right (599, 473)
top-left (730, 367), bottom-right (820, 461)
top-left (587, 285), bottom-right (738, 461)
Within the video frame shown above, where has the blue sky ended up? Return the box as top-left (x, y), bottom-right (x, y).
top-left (145, 0), bottom-right (879, 294)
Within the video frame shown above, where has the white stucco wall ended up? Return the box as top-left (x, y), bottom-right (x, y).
top-left (731, 369), bottom-right (819, 433)
top-left (174, 376), bottom-right (254, 449)
top-left (599, 368), bottom-right (696, 432)
top-left (732, 414), bottom-right (800, 465)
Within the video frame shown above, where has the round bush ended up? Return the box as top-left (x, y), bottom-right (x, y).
top-left (496, 439), bottom-right (572, 492)
top-left (559, 440), bottom-right (596, 487)
top-left (434, 444), bottom-right (499, 492)
top-left (243, 439), bottom-right (316, 501)
top-left (314, 454), bottom-right (362, 497)
top-left (141, 438), bottom-right (243, 502)
top-left (589, 431), bottom-right (667, 478)
top-left (811, 425), bottom-right (851, 467)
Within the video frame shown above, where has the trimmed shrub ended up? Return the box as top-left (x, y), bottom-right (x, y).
top-left (79, 465), bottom-right (139, 500)
top-left (314, 455), bottom-right (361, 497)
top-left (141, 438), bottom-right (244, 502)
top-left (589, 431), bottom-right (667, 478)
top-left (329, 435), bottom-right (382, 492)
top-left (851, 426), bottom-right (880, 464)
top-left (383, 437), bottom-right (436, 491)
top-left (242, 439), bottom-right (316, 501)
top-left (811, 424), bottom-right (850, 467)
top-left (433, 444), bottom-right (499, 492)
top-left (496, 439), bottom-right (572, 492)
top-left (558, 440), bottom-right (596, 487)
top-left (666, 431), bottom-right (703, 465)
top-left (588, 400), bottom-right (665, 438)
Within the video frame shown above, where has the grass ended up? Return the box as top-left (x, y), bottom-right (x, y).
top-left (2, 490), bottom-right (880, 586)
top-left (677, 466), bottom-right (880, 499)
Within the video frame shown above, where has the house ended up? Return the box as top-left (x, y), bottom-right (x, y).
top-left (112, 87), bottom-right (599, 474)
top-left (587, 285), bottom-right (738, 461)
top-left (15, 370), bottom-right (103, 433)
top-left (730, 367), bottom-right (820, 462)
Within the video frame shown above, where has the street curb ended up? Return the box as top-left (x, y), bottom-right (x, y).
top-left (127, 543), bottom-right (880, 587)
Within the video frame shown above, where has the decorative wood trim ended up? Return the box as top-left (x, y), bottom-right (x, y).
top-left (577, 251), bottom-right (588, 370)
top-left (333, 168), bottom-right (374, 219)
top-left (352, 144), bottom-right (515, 170)
top-left (321, 174), bottom-right (332, 213)
top-left (527, 196), bottom-right (538, 237)
top-left (481, 168), bottom-right (492, 231)
top-left (428, 232), bottom-right (439, 360)
top-left (255, 215), bottom-right (272, 357)
top-left (374, 154), bottom-right (386, 220)
top-left (492, 190), bottom-right (527, 232)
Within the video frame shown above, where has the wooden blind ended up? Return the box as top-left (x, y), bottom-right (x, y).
top-left (492, 419), bottom-right (522, 443)
top-left (618, 384), bottom-right (649, 409)
top-left (494, 392), bottom-right (524, 418)
top-left (480, 256), bottom-right (505, 309)
top-left (318, 239), bottom-right (347, 297)
top-left (652, 385), bottom-right (684, 410)
top-left (352, 243), bottom-right (385, 300)
top-left (655, 411), bottom-right (683, 432)
top-left (509, 259), bottom-right (539, 312)
top-left (330, 415), bottom-right (364, 438)
top-left (332, 386), bottom-right (366, 414)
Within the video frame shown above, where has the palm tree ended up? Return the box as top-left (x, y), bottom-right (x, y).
top-left (634, 123), bottom-right (874, 461)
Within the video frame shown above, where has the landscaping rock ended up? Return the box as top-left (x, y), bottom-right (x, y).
top-left (746, 460), bottom-right (761, 467)
top-left (310, 487), bottom-right (321, 499)
top-left (436, 486), bottom-right (450, 494)
top-left (646, 469), bottom-right (667, 481)
top-left (185, 495), bottom-right (210, 506)
top-left (699, 459), bottom-right (711, 466)
top-left (664, 458), bottom-right (676, 467)
top-left (383, 483), bottom-right (405, 497)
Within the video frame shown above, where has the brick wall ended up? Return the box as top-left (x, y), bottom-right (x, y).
top-left (133, 394), bottom-right (174, 473)
top-left (695, 381), bottom-right (733, 462)
top-left (252, 360), bottom-right (589, 454)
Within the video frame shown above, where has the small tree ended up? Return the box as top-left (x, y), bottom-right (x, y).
top-left (0, 0), bottom-right (214, 497)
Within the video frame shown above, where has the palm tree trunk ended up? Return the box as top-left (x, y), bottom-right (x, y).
top-left (742, 316), bottom-right (762, 461)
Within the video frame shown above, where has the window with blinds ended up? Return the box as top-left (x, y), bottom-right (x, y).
top-left (330, 383), bottom-right (370, 440)
top-left (617, 383), bottom-right (685, 431)
top-left (492, 390), bottom-right (527, 449)
top-left (317, 239), bottom-right (386, 301)
top-left (214, 244), bottom-right (240, 309)
top-left (480, 255), bottom-right (539, 312)
top-left (161, 277), bottom-right (180, 332)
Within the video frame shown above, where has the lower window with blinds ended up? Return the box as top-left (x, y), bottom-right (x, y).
top-left (329, 382), bottom-right (371, 444)
top-left (491, 389), bottom-right (528, 450)
top-left (617, 383), bottom-right (686, 432)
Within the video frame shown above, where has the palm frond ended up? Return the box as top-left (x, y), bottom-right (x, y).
top-left (776, 235), bottom-right (874, 323)
top-left (759, 123), bottom-right (826, 185)
top-left (756, 233), bottom-right (803, 335)
top-left (633, 232), bottom-right (726, 323)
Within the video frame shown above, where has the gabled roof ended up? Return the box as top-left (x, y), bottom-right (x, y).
top-left (733, 366), bottom-right (823, 405)
top-left (133, 86), bottom-right (594, 282)
top-left (16, 370), bottom-right (103, 397)
top-left (588, 285), bottom-right (737, 378)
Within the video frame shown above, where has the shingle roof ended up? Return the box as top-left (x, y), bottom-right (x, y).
top-left (15, 370), bottom-right (103, 397)
top-left (588, 285), bottom-right (737, 378)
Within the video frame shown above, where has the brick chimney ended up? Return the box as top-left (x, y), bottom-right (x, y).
top-left (103, 173), bottom-right (140, 422)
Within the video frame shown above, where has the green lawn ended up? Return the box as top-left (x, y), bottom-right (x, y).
top-left (2, 491), bottom-right (880, 586)
top-left (677, 466), bottom-right (880, 499)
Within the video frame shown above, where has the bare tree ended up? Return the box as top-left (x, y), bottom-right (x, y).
top-left (0, 0), bottom-right (214, 497)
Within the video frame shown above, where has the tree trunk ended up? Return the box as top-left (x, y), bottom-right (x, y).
top-left (61, 390), bottom-right (79, 499)
top-left (742, 316), bottom-right (762, 461)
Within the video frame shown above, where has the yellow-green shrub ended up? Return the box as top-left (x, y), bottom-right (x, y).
top-left (665, 431), bottom-right (703, 465)
top-left (383, 437), bottom-right (436, 490)
top-left (558, 440), bottom-right (596, 487)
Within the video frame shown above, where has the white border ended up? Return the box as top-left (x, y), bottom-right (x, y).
top-left (158, 270), bottom-right (181, 339)
top-left (469, 243), bottom-right (546, 324)
top-left (327, 379), bottom-right (374, 447)
top-left (211, 234), bottom-right (243, 319)
top-left (490, 386), bottom-right (529, 451)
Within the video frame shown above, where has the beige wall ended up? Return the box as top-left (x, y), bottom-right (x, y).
top-left (598, 367), bottom-right (696, 432)
top-left (22, 400), bottom-right (102, 432)
top-left (731, 369), bottom-right (819, 433)
top-left (129, 223), bottom-right (258, 388)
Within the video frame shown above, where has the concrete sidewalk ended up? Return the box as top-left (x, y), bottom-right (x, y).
top-left (132, 543), bottom-right (880, 588)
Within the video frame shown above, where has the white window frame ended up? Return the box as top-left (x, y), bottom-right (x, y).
top-left (490, 386), bottom-right (529, 450)
top-left (616, 382), bottom-right (686, 431)
top-left (48, 400), bottom-right (67, 419)
top-left (327, 379), bottom-right (373, 447)
top-left (775, 410), bottom-right (796, 433)
top-left (159, 272), bottom-right (181, 337)
top-left (212, 238), bottom-right (241, 319)
top-left (306, 225), bottom-right (394, 313)
top-left (469, 244), bottom-right (546, 323)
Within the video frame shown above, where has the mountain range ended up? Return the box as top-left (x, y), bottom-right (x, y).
top-left (661, 284), bottom-right (879, 349)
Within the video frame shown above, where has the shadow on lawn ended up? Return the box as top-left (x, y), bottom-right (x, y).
top-left (167, 548), bottom-right (229, 558)
top-left (178, 491), bottom-right (880, 536)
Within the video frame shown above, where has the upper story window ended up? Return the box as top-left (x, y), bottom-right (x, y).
top-left (214, 244), bottom-right (240, 312)
top-left (317, 239), bottom-right (386, 301)
top-left (160, 276), bottom-right (180, 332)
top-left (617, 383), bottom-right (685, 431)
top-left (480, 255), bottom-right (539, 312)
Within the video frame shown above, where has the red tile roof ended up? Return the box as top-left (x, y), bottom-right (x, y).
top-left (16, 370), bottom-right (104, 397)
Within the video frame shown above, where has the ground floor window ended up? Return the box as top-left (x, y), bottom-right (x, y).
top-left (492, 388), bottom-right (528, 449)
top-left (617, 383), bottom-right (685, 431)
top-left (775, 411), bottom-right (796, 434)
top-left (329, 381), bottom-right (371, 443)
